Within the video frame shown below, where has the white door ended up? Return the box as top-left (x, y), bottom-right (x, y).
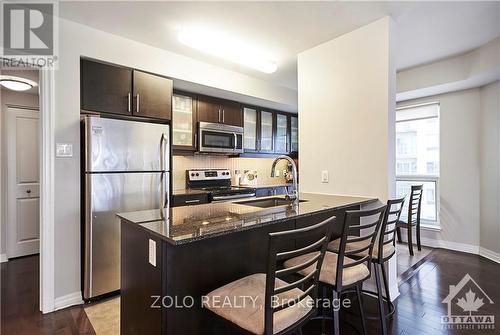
top-left (6, 107), bottom-right (40, 258)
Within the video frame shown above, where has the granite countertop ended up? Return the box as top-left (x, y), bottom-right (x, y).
top-left (117, 193), bottom-right (377, 245)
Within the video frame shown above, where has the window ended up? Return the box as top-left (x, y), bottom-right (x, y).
top-left (395, 102), bottom-right (440, 226)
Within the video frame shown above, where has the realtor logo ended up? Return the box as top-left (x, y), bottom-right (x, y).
top-left (3, 2), bottom-right (54, 55)
top-left (441, 274), bottom-right (495, 330)
top-left (2, 1), bottom-right (57, 69)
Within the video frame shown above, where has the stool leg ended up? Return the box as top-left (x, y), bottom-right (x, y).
top-left (321, 286), bottom-right (326, 335)
top-left (396, 227), bottom-right (402, 243)
top-left (416, 224), bottom-right (422, 251)
top-left (355, 284), bottom-right (367, 335)
top-left (380, 262), bottom-right (392, 303)
top-left (407, 225), bottom-right (414, 256)
top-left (332, 291), bottom-right (340, 335)
top-left (374, 265), bottom-right (388, 335)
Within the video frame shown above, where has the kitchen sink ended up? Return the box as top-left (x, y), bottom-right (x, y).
top-left (237, 197), bottom-right (308, 208)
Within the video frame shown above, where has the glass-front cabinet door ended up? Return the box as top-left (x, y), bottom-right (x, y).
top-left (275, 113), bottom-right (289, 153)
top-left (290, 116), bottom-right (298, 153)
top-left (260, 110), bottom-right (274, 152)
top-left (243, 107), bottom-right (257, 151)
top-left (172, 94), bottom-right (195, 150)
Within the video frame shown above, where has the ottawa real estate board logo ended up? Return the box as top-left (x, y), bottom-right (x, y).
top-left (2, 1), bottom-right (57, 68)
top-left (441, 274), bottom-right (495, 330)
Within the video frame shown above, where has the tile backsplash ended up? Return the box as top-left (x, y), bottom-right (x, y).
top-left (172, 156), bottom-right (288, 190)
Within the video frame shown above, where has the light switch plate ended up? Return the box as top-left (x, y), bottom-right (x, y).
top-left (56, 143), bottom-right (73, 157)
top-left (149, 239), bottom-right (156, 267)
top-left (321, 170), bottom-right (329, 183)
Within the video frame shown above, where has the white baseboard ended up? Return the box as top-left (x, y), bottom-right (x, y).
top-left (399, 233), bottom-right (499, 264)
top-left (398, 233), bottom-right (479, 254)
top-left (54, 291), bottom-right (83, 311)
top-left (479, 247), bottom-right (500, 264)
top-left (0, 254), bottom-right (7, 263)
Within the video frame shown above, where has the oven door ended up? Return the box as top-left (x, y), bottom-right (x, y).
top-left (199, 128), bottom-right (243, 154)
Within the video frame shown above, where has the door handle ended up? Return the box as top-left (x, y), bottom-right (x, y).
top-left (136, 94), bottom-right (140, 113)
top-left (159, 133), bottom-right (168, 219)
top-left (233, 133), bottom-right (237, 150)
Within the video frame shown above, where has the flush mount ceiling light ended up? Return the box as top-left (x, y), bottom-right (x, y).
top-left (0, 75), bottom-right (38, 91)
top-left (178, 28), bottom-right (278, 74)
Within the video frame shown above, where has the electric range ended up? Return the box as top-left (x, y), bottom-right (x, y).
top-left (186, 169), bottom-right (256, 201)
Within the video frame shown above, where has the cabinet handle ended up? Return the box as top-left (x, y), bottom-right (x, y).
top-left (218, 108), bottom-right (221, 122)
top-left (185, 199), bottom-right (200, 204)
top-left (127, 93), bottom-right (131, 112)
top-left (136, 94), bottom-right (140, 113)
top-left (222, 109), bottom-right (225, 123)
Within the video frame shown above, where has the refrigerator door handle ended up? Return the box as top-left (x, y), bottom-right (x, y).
top-left (159, 133), bottom-right (168, 219)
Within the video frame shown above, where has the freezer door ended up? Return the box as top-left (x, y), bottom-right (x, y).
top-left (85, 117), bottom-right (170, 172)
top-left (83, 172), bottom-right (169, 299)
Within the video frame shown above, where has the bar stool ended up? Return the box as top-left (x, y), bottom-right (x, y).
top-left (282, 206), bottom-right (386, 335)
top-left (328, 198), bottom-right (405, 335)
top-left (396, 185), bottom-right (423, 255)
top-left (203, 215), bottom-right (335, 335)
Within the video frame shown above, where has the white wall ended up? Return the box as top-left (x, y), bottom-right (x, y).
top-left (397, 89), bottom-right (481, 251)
top-left (397, 37), bottom-right (500, 102)
top-left (298, 17), bottom-right (396, 201)
top-left (0, 88), bottom-right (39, 258)
top-left (479, 81), bottom-right (500, 255)
top-left (297, 17), bottom-right (398, 297)
top-left (53, 17), bottom-right (299, 301)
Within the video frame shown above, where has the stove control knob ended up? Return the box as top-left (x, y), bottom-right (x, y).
top-left (196, 173), bottom-right (199, 177)
top-left (191, 173), bottom-right (195, 177)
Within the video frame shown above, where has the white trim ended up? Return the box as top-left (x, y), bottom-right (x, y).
top-left (54, 291), bottom-right (83, 311)
top-left (420, 224), bottom-right (442, 232)
top-left (0, 253), bottom-right (7, 263)
top-left (39, 69), bottom-right (56, 314)
top-left (398, 233), bottom-right (480, 254)
top-left (419, 236), bottom-right (480, 254)
top-left (479, 247), bottom-right (500, 264)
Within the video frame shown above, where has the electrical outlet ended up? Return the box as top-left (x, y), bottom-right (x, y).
top-left (149, 239), bottom-right (156, 267)
top-left (321, 170), bottom-right (329, 183)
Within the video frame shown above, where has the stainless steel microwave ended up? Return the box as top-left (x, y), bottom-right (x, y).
top-left (198, 122), bottom-right (244, 154)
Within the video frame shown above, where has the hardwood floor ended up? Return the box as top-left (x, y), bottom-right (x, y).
top-left (0, 255), bottom-right (95, 335)
top-left (2, 250), bottom-right (499, 335)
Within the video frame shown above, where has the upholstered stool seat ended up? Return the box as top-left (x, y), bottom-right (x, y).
top-left (203, 273), bottom-right (313, 335)
top-left (327, 238), bottom-right (395, 260)
top-left (283, 251), bottom-right (370, 287)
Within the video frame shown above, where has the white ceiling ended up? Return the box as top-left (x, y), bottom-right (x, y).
top-left (60, 1), bottom-right (500, 91)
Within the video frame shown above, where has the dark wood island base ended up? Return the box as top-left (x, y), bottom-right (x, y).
top-left (119, 194), bottom-right (377, 335)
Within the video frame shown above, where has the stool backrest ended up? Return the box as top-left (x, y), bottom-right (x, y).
top-left (264, 215), bottom-right (335, 335)
top-left (408, 185), bottom-right (423, 226)
top-left (335, 206), bottom-right (386, 290)
top-left (375, 198), bottom-right (405, 262)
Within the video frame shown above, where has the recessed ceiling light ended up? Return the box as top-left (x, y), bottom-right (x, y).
top-left (0, 75), bottom-right (38, 91)
top-left (178, 28), bottom-right (278, 74)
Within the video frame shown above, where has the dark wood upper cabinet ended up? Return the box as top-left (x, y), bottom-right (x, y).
top-left (81, 59), bottom-right (132, 115)
top-left (220, 100), bottom-right (242, 126)
top-left (133, 70), bottom-right (173, 120)
top-left (196, 97), bottom-right (221, 124)
top-left (197, 96), bottom-right (242, 127)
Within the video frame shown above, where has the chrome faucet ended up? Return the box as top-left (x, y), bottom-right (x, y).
top-left (271, 155), bottom-right (298, 201)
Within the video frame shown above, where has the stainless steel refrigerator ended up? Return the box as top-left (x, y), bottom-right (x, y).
top-left (82, 116), bottom-right (170, 299)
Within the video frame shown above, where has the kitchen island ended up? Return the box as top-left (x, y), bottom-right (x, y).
top-left (118, 193), bottom-right (377, 335)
